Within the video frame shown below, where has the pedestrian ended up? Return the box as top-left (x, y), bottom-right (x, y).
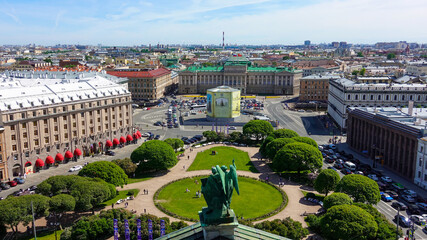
top-left (144, 209), bottom-right (146, 213)
top-left (112, 203), bottom-right (114, 209)
top-left (183, 165), bottom-right (185, 169)
top-left (23, 173), bottom-right (27, 179)
top-left (125, 202), bottom-right (128, 208)
top-left (188, 156), bottom-right (190, 160)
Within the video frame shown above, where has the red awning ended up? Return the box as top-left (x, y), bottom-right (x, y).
top-left (64, 151), bottom-right (73, 159)
top-left (133, 133), bottom-right (138, 139)
top-left (25, 161), bottom-right (32, 166)
top-left (126, 135), bottom-right (133, 141)
top-left (35, 159), bottom-right (44, 167)
top-left (136, 130), bottom-right (142, 138)
top-left (106, 140), bottom-right (113, 147)
top-left (113, 138), bottom-right (120, 145)
top-left (74, 148), bottom-right (82, 156)
top-left (46, 156), bottom-right (54, 164)
top-left (120, 136), bottom-right (126, 143)
top-left (55, 153), bottom-right (64, 162)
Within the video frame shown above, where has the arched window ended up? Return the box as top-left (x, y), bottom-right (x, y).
top-left (394, 95), bottom-right (397, 101)
top-left (378, 95), bottom-right (381, 100)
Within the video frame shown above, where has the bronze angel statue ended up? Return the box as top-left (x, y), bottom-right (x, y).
top-left (200, 160), bottom-right (239, 224)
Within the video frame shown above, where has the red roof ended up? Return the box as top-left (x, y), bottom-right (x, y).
top-left (36, 159), bottom-right (44, 167)
top-left (113, 138), bottom-right (120, 145)
top-left (46, 156), bottom-right (54, 164)
top-left (55, 153), bottom-right (64, 162)
top-left (107, 68), bottom-right (171, 79)
top-left (65, 151), bottom-right (73, 159)
top-left (74, 148), bottom-right (82, 156)
top-left (106, 140), bottom-right (113, 147)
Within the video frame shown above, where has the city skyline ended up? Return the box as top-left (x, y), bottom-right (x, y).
top-left (0, 0), bottom-right (427, 46)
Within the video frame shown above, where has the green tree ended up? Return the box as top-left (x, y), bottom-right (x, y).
top-left (353, 202), bottom-right (402, 240)
top-left (272, 142), bottom-right (323, 174)
top-left (243, 120), bottom-right (274, 141)
top-left (112, 158), bottom-right (137, 177)
top-left (49, 194), bottom-right (76, 214)
top-left (272, 129), bottom-right (299, 138)
top-left (291, 136), bottom-right (318, 148)
top-left (320, 204), bottom-right (378, 240)
top-left (78, 161), bottom-right (128, 187)
top-left (387, 53), bottom-right (396, 59)
top-left (314, 169), bottom-right (340, 196)
top-left (203, 131), bottom-right (218, 142)
top-left (253, 217), bottom-right (309, 240)
top-left (228, 131), bottom-right (243, 142)
top-left (357, 52), bottom-right (364, 57)
top-left (131, 140), bottom-right (177, 172)
top-left (265, 138), bottom-right (295, 160)
top-left (335, 174), bottom-right (380, 204)
top-left (259, 135), bottom-right (275, 157)
top-left (352, 70), bottom-right (359, 76)
top-left (164, 138), bottom-right (184, 152)
top-left (323, 192), bottom-right (352, 209)
top-left (70, 179), bottom-right (115, 211)
top-left (359, 68), bottom-right (366, 76)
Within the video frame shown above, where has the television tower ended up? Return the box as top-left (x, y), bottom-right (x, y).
top-left (222, 32), bottom-right (225, 50)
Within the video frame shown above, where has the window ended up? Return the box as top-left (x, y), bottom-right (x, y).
top-left (82, 129), bottom-right (86, 134)
top-left (394, 95), bottom-right (397, 101)
top-left (424, 174), bottom-right (427, 181)
top-left (55, 135), bottom-right (59, 141)
top-left (378, 95), bottom-right (381, 100)
top-left (418, 171), bottom-right (421, 178)
top-left (81, 113), bottom-right (84, 117)
top-left (64, 133), bottom-right (68, 139)
top-left (54, 118), bottom-right (58, 123)
top-left (45, 137), bottom-right (49, 144)
top-left (370, 95), bottom-right (374, 100)
top-left (63, 107), bottom-right (66, 112)
top-left (10, 125), bottom-right (15, 130)
top-left (34, 130), bottom-right (38, 135)
top-left (73, 131), bottom-right (77, 137)
top-left (46, 146), bottom-right (50, 152)
top-left (23, 132), bottom-right (27, 138)
top-left (105, 124), bottom-right (108, 129)
top-left (44, 128), bottom-right (48, 133)
top-left (11, 135), bottom-right (16, 140)
top-left (386, 95), bottom-right (389, 100)
top-left (113, 123), bottom-right (116, 128)
top-left (33, 111), bottom-right (37, 116)
top-left (98, 118), bottom-right (101, 122)
top-left (81, 104), bottom-right (84, 109)
top-left (43, 109), bottom-right (47, 115)
top-left (72, 114), bottom-right (76, 119)
top-left (22, 123), bottom-right (26, 128)
top-left (23, 142), bottom-right (28, 148)
top-left (362, 95), bottom-right (366, 100)
top-left (35, 139), bottom-right (39, 146)
top-left (25, 152), bottom-right (29, 157)
top-left (73, 123), bottom-right (76, 127)
top-left (44, 119), bottom-right (48, 124)
top-left (420, 159), bottom-right (423, 167)
top-left (53, 108), bottom-right (57, 113)
top-left (9, 115), bottom-right (14, 121)
top-left (56, 144), bottom-right (60, 149)
top-left (12, 145), bottom-right (17, 151)
top-left (64, 124), bottom-right (67, 129)
top-left (72, 105), bottom-right (75, 110)
top-left (98, 126), bottom-right (101, 131)
top-left (21, 113), bottom-right (25, 118)
top-left (347, 95), bottom-right (351, 100)
top-left (33, 121), bottom-right (37, 127)
top-left (82, 121), bottom-right (85, 126)
top-left (63, 116), bottom-right (67, 121)
top-left (402, 95), bottom-right (405, 101)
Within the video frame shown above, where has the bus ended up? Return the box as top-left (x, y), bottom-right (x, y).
top-left (190, 104), bottom-right (206, 110)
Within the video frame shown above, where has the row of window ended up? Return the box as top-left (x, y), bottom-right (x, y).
top-left (346, 94), bottom-right (425, 101)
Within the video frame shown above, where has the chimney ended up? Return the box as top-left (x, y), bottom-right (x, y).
top-left (408, 100), bottom-right (414, 116)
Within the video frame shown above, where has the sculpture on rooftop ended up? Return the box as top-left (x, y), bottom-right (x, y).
top-left (200, 160), bottom-right (239, 225)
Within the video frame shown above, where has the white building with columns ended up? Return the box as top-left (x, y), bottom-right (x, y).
top-left (414, 137), bottom-right (427, 190)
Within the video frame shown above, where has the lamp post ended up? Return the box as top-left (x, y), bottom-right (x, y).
top-left (396, 207), bottom-right (400, 240)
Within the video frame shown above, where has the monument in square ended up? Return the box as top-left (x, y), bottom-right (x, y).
top-left (206, 86), bottom-right (241, 122)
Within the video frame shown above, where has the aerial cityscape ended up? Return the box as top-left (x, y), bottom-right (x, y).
top-left (0, 0), bottom-right (427, 240)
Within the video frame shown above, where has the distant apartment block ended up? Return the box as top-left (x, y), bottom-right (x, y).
top-left (178, 57), bottom-right (302, 95)
top-left (107, 68), bottom-right (177, 101)
top-left (406, 63), bottom-right (427, 76)
top-left (327, 78), bottom-right (427, 128)
top-left (299, 74), bottom-right (340, 101)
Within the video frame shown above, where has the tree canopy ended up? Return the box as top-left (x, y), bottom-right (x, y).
top-left (323, 192), bottom-right (352, 210)
top-left (320, 204), bottom-right (378, 240)
top-left (163, 138), bottom-right (184, 152)
top-left (78, 161), bottom-right (128, 187)
top-left (314, 169), bottom-right (340, 196)
top-left (272, 142), bottom-right (323, 173)
top-left (265, 138), bottom-right (295, 160)
top-left (243, 120), bottom-right (274, 141)
top-left (203, 131), bottom-right (218, 142)
top-left (272, 129), bottom-right (299, 139)
top-left (291, 136), bottom-right (318, 148)
top-left (112, 158), bottom-right (137, 177)
top-left (335, 174), bottom-right (380, 204)
top-left (253, 217), bottom-right (309, 240)
top-left (260, 135), bottom-right (275, 157)
top-left (131, 140), bottom-right (177, 172)
top-left (49, 194), bottom-right (76, 214)
top-left (387, 53), bottom-right (396, 59)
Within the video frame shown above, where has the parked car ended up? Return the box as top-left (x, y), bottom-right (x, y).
top-left (325, 157), bottom-right (334, 163)
top-left (402, 195), bottom-right (416, 203)
top-left (142, 132), bottom-right (150, 137)
top-left (403, 189), bottom-right (418, 198)
top-left (0, 182), bottom-right (10, 190)
top-left (381, 176), bottom-right (393, 183)
top-left (154, 135), bottom-right (160, 140)
top-left (334, 163), bottom-right (343, 169)
top-left (228, 126), bottom-right (237, 130)
top-left (106, 150), bottom-right (115, 156)
top-left (386, 191), bottom-right (399, 199)
top-left (410, 215), bottom-right (427, 225)
top-left (13, 177), bottom-right (25, 184)
top-left (416, 202), bottom-right (427, 211)
top-left (341, 168), bottom-right (352, 175)
top-left (395, 215), bottom-right (411, 227)
top-left (408, 204), bottom-right (421, 214)
top-left (69, 165), bottom-right (83, 172)
top-left (7, 180), bottom-right (17, 187)
top-left (368, 174), bottom-right (378, 181)
top-left (380, 192), bottom-right (393, 202)
top-left (354, 171), bottom-right (364, 175)
top-left (392, 201), bottom-right (407, 210)
top-left (392, 182), bottom-right (405, 191)
top-left (327, 166), bottom-right (338, 172)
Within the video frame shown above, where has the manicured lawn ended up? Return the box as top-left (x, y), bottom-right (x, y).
top-left (24, 230), bottom-right (63, 240)
top-left (101, 189), bottom-right (140, 206)
top-left (188, 146), bottom-right (257, 172)
top-left (156, 176), bottom-right (283, 221)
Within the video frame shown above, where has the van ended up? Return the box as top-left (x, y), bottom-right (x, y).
top-left (344, 161), bottom-right (356, 171)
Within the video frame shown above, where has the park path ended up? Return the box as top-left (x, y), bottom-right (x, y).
top-left (119, 144), bottom-right (320, 226)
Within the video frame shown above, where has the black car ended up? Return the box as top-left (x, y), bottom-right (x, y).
top-left (194, 135), bottom-right (203, 140)
top-left (181, 137), bottom-right (189, 141)
top-left (106, 150), bottom-right (115, 156)
top-left (154, 135), bottom-right (160, 140)
top-left (408, 204), bottom-right (421, 214)
top-left (0, 182), bottom-right (10, 190)
top-left (386, 191), bottom-right (399, 199)
top-left (174, 124), bottom-right (179, 128)
top-left (184, 140), bottom-right (191, 145)
top-left (391, 201), bottom-right (407, 210)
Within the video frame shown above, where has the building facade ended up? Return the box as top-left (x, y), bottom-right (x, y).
top-left (0, 127), bottom-right (7, 181)
top-left (0, 71), bottom-right (133, 178)
top-left (415, 137), bottom-right (427, 189)
top-left (179, 57), bottom-right (302, 96)
top-left (406, 63), bottom-right (427, 76)
top-left (347, 107), bottom-right (427, 180)
top-left (299, 74), bottom-right (340, 101)
top-left (327, 78), bottom-right (427, 128)
top-left (107, 68), bottom-right (177, 102)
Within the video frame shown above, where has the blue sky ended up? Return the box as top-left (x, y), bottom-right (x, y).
top-left (0, 0), bottom-right (426, 45)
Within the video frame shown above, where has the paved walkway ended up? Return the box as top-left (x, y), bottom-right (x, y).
top-left (118, 144), bottom-right (320, 226)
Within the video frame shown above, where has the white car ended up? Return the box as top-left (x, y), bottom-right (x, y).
top-left (142, 132), bottom-right (150, 137)
top-left (228, 126), bottom-right (237, 130)
top-left (410, 215), bottom-right (426, 225)
top-left (381, 176), bottom-right (392, 183)
top-left (367, 174), bottom-right (378, 181)
top-left (69, 165), bottom-right (83, 172)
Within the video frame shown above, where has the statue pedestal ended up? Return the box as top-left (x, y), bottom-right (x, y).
top-left (199, 208), bottom-right (239, 240)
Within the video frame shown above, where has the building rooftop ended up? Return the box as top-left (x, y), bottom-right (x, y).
top-left (207, 85), bottom-right (240, 93)
top-left (301, 74), bottom-right (341, 80)
top-left (0, 71), bottom-right (129, 112)
top-left (107, 68), bottom-right (171, 78)
top-left (183, 65), bottom-right (298, 73)
top-left (332, 78), bottom-right (427, 89)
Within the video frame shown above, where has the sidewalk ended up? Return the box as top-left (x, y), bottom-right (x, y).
top-left (338, 143), bottom-right (427, 199)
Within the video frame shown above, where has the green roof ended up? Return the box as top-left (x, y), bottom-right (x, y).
top-left (183, 65), bottom-right (301, 73)
top-left (185, 66), bottom-right (224, 72)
